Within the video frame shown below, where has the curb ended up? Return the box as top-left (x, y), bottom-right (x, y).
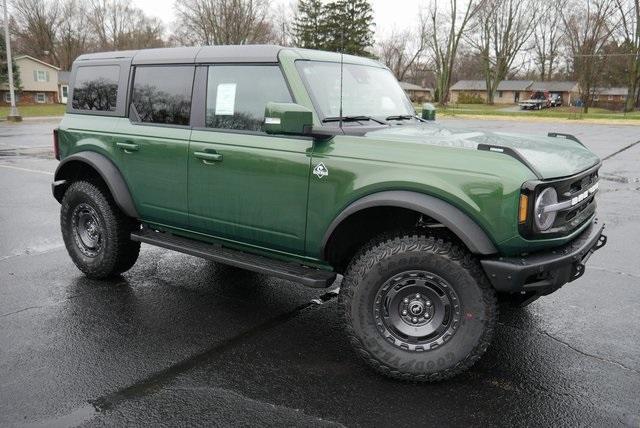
top-left (0, 116), bottom-right (63, 123)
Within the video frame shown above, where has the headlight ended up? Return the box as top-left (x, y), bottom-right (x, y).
top-left (534, 187), bottom-right (558, 231)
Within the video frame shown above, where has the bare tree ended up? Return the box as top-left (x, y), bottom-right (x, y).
top-left (615, 0), bottom-right (639, 111)
top-left (378, 23), bottom-right (428, 82)
top-left (56, 0), bottom-right (91, 70)
top-left (469, 0), bottom-right (537, 104)
top-left (11, 0), bottom-right (60, 66)
top-left (271, 1), bottom-right (295, 46)
top-left (87, 0), bottom-right (164, 51)
top-left (429, 0), bottom-right (484, 105)
top-left (533, 0), bottom-right (565, 81)
top-left (561, 0), bottom-right (616, 113)
top-left (173, 0), bottom-right (274, 45)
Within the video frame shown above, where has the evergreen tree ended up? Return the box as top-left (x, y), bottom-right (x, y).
top-left (292, 0), bottom-right (326, 49)
top-left (0, 32), bottom-right (21, 91)
top-left (292, 0), bottom-right (374, 55)
top-left (322, 0), bottom-right (374, 56)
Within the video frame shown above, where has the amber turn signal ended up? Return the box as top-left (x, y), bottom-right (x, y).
top-left (518, 194), bottom-right (528, 224)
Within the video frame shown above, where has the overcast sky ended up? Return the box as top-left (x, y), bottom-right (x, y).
top-left (130, 0), bottom-right (425, 42)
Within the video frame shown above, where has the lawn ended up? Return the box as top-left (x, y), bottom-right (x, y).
top-left (417, 103), bottom-right (640, 122)
top-left (0, 104), bottom-right (66, 118)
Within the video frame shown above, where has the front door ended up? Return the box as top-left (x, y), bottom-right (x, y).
top-left (188, 64), bottom-right (311, 254)
top-left (116, 65), bottom-right (195, 228)
top-left (514, 91), bottom-right (520, 103)
top-left (61, 85), bottom-right (68, 103)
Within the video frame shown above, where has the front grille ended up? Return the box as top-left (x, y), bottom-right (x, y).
top-left (551, 168), bottom-right (599, 234)
top-left (558, 170), bottom-right (599, 199)
top-left (520, 163), bottom-right (600, 239)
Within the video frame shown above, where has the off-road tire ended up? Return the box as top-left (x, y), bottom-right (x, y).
top-left (60, 180), bottom-right (140, 279)
top-left (339, 233), bottom-right (497, 382)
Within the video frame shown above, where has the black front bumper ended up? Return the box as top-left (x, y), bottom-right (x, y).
top-left (481, 219), bottom-right (607, 297)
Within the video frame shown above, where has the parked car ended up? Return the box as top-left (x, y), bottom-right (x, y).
top-left (549, 94), bottom-right (563, 107)
top-left (52, 46), bottom-right (606, 382)
top-left (519, 91), bottom-right (551, 110)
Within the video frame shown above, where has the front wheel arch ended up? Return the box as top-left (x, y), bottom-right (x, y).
top-left (321, 191), bottom-right (498, 265)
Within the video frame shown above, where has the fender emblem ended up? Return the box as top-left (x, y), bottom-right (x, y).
top-left (313, 162), bottom-right (329, 178)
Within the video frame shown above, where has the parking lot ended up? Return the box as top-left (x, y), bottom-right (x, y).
top-left (1, 117), bottom-right (639, 427)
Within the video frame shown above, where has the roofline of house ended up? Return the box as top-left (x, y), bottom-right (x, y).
top-left (13, 55), bottom-right (61, 71)
top-left (450, 80), bottom-right (581, 92)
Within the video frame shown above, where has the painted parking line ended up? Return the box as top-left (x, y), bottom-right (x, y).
top-left (0, 164), bottom-right (54, 176)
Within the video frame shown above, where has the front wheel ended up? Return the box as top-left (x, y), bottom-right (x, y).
top-left (339, 233), bottom-right (497, 381)
top-left (60, 180), bottom-right (140, 279)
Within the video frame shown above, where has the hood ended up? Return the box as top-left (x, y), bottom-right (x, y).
top-left (365, 123), bottom-right (600, 180)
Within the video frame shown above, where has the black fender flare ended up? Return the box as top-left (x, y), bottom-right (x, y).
top-left (321, 190), bottom-right (498, 256)
top-left (52, 151), bottom-right (139, 218)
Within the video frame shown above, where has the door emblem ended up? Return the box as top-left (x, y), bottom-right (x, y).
top-left (313, 162), bottom-right (329, 178)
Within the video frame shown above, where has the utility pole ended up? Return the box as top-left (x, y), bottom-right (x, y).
top-left (3, 0), bottom-right (21, 121)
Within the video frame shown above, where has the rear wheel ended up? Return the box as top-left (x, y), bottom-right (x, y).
top-left (61, 180), bottom-right (140, 279)
top-left (340, 233), bottom-right (497, 381)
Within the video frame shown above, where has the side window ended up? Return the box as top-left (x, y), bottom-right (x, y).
top-left (72, 65), bottom-right (120, 111)
top-left (206, 65), bottom-right (292, 131)
top-left (131, 66), bottom-right (194, 126)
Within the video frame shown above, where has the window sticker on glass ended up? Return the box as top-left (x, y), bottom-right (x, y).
top-left (215, 83), bottom-right (237, 115)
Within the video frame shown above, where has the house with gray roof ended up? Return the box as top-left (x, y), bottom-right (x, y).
top-left (590, 87), bottom-right (630, 110)
top-left (399, 81), bottom-right (433, 102)
top-left (449, 80), bottom-right (534, 104)
top-left (449, 79), bottom-right (584, 106)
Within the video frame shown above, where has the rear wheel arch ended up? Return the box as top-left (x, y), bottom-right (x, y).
top-left (321, 191), bottom-right (498, 272)
top-left (53, 152), bottom-right (139, 219)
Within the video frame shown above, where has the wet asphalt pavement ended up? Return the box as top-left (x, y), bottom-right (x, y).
top-left (0, 117), bottom-right (639, 427)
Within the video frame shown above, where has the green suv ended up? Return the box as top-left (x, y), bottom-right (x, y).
top-left (52, 45), bottom-right (606, 381)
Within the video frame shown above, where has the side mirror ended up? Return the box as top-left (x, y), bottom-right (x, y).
top-left (264, 102), bottom-right (314, 135)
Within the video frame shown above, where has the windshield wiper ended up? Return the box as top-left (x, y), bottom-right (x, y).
top-left (322, 115), bottom-right (387, 125)
top-left (385, 114), bottom-right (415, 121)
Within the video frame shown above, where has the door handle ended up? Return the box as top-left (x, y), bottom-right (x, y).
top-left (116, 142), bottom-right (139, 153)
top-left (194, 151), bottom-right (223, 163)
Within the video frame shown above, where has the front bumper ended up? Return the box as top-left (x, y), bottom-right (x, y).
top-left (481, 219), bottom-right (607, 298)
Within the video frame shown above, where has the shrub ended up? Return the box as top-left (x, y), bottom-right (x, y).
top-left (457, 92), bottom-right (485, 104)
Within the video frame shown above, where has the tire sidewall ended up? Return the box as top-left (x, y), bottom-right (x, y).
top-left (346, 244), bottom-right (491, 376)
top-left (61, 182), bottom-right (117, 276)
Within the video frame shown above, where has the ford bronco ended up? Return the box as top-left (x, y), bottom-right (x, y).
top-left (52, 45), bottom-right (606, 381)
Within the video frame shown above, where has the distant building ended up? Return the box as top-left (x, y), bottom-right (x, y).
top-left (495, 80), bottom-right (535, 103)
top-left (58, 71), bottom-right (71, 104)
top-left (399, 81), bottom-right (433, 102)
top-left (591, 87), bottom-right (629, 110)
top-left (449, 80), bottom-right (534, 104)
top-left (527, 81), bottom-right (579, 106)
top-left (448, 80), bottom-right (488, 103)
top-left (449, 80), bottom-right (580, 106)
top-left (0, 55), bottom-right (61, 105)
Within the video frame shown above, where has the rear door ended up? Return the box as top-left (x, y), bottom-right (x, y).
top-left (188, 64), bottom-right (312, 254)
top-left (117, 65), bottom-right (194, 227)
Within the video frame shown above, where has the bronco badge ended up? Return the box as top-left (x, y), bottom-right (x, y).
top-left (313, 162), bottom-right (329, 178)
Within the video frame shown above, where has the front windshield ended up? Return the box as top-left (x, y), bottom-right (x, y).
top-left (296, 60), bottom-right (415, 121)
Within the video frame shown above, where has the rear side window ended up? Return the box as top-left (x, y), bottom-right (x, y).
top-left (72, 65), bottom-right (120, 111)
top-left (206, 65), bottom-right (292, 131)
top-left (131, 66), bottom-right (194, 126)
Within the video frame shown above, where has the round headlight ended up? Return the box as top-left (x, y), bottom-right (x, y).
top-left (534, 187), bottom-right (558, 231)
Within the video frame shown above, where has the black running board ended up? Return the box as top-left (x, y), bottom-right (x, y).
top-left (131, 228), bottom-right (337, 288)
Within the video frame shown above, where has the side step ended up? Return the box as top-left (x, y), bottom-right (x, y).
top-left (131, 228), bottom-right (337, 288)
